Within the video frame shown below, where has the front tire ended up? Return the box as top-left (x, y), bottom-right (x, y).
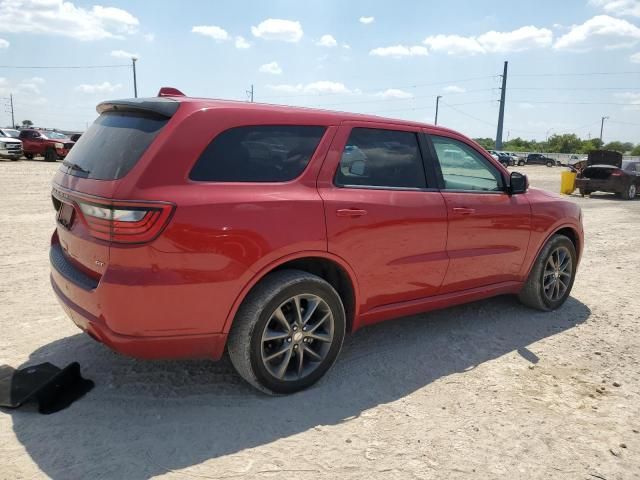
top-left (24, 153), bottom-right (34, 160)
top-left (44, 148), bottom-right (57, 162)
top-left (518, 160), bottom-right (525, 166)
top-left (228, 270), bottom-right (346, 394)
top-left (518, 234), bottom-right (577, 311)
top-left (546, 160), bottom-right (554, 167)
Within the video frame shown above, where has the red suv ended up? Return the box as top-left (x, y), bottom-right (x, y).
top-left (19, 129), bottom-right (75, 161)
top-left (50, 90), bottom-right (584, 394)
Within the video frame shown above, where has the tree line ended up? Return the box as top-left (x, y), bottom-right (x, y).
top-left (473, 134), bottom-right (640, 156)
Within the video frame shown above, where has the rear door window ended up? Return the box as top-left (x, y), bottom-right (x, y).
top-left (334, 128), bottom-right (427, 189)
top-left (190, 125), bottom-right (326, 182)
top-left (59, 111), bottom-right (168, 180)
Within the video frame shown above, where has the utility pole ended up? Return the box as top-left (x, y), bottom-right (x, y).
top-left (9, 93), bottom-right (14, 128)
top-left (132, 57), bottom-right (138, 98)
top-left (434, 95), bottom-right (442, 125)
top-left (495, 61), bottom-right (508, 150)
top-left (246, 84), bottom-right (254, 102)
top-left (599, 116), bottom-right (609, 143)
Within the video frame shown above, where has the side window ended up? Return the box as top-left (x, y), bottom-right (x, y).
top-left (335, 128), bottom-right (426, 189)
top-left (431, 136), bottom-right (503, 192)
top-left (190, 125), bottom-right (326, 182)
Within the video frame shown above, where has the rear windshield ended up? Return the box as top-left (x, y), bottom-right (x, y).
top-left (59, 111), bottom-right (168, 180)
top-left (189, 125), bottom-right (326, 182)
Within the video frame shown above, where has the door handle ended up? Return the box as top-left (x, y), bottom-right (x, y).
top-left (452, 207), bottom-right (476, 215)
top-left (336, 208), bottom-right (368, 217)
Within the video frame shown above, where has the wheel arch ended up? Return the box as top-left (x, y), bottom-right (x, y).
top-left (523, 223), bottom-right (582, 280)
top-left (222, 251), bottom-right (360, 335)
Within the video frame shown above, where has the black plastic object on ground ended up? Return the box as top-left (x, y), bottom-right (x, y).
top-left (0, 362), bottom-right (94, 414)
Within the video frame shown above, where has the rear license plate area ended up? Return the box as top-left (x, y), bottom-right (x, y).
top-left (57, 202), bottom-right (75, 229)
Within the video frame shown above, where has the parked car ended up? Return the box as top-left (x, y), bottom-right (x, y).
top-left (488, 150), bottom-right (514, 167)
top-left (0, 128), bottom-right (22, 160)
top-left (50, 90), bottom-right (584, 394)
top-left (526, 153), bottom-right (559, 167)
top-left (19, 129), bottom-right (75, 161)
top-left (70, 133), bottom-right (82, 142)
top-left (506, 152), bottom-right (526, 166)
top-left (575, 150), bottom-right (639, 200)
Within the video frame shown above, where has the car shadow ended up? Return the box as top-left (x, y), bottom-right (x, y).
top-left (6, 295), bottom-right (590, 479)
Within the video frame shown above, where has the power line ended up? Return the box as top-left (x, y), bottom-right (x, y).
top-left (511, 71), bottom-right (640, 77)
top-left (0, 64), bottom-right (131, 69)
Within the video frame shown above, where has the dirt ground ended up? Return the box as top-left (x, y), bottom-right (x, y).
top-left (0, 161), bottom-right (639, 480)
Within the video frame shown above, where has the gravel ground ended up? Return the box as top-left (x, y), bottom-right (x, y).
top-left (0, 161), bottom-right (639, 480)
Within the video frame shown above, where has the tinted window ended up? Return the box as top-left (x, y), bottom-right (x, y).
top-left (190, 125), bottom-right (326, 182)
top-left (59, 112), bottom-right (168, 180)
top-left (431, 136), bottom-right (503, 192)
top-left (335, 128), bottom-right (426, 189)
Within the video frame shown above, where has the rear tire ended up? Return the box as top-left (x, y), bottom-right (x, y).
top-left (518, 234), bottom-right (577, 311)
top-left (227, 270), bottom-right (346, 395)
top-left (24, 153), bottom-right (34, 160)
top-left (579, 188), bottom-right (591, 197)
top-left (44, 148), bottom-right (57, 162)
top-left (621, 183), bottom-right (637, 200)
top-left (518, 160), bottom-right (525, 166)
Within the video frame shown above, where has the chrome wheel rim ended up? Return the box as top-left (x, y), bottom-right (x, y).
top-left (542, 246), bottom-right (573, 302)
top-left (260, 294), bottom-right (334, 381)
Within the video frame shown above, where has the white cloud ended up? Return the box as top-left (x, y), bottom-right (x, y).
top-left (268, 81), bottom-right (353, 95)
top-left (143, 32), bottom-right (155, 42)
top-left (370, 45), bottom-right (428, 58)
top-left (0, 77), bottom-right (46, 96)
top-left (342, 43), bottom-right (351, 49)
top-left (75, 81), bottom-right (122, 94)
top-left (235, 36), bottom-right (250, 49)
top-left (631, 51), bottom-right (640, 62)
top-left (316, 34), bottom-right (337, 47)
top-left (359, 16), bottom-right (375, 24)
top-left (0, 38), bottom-right (8, 48)
top-left (191, 25), bottom-right (229, 41)
top-left (424, 26), bottom-right (552, 55)
top-left (615, 91), bottom-right (640, 109)
top-left (110, 49), bottom-right (138, 59)
top-left (443, 85), bottom-right (466, 94)
top-left (590, 0), bottom-right (640, 17)
top-left (251, 19), bottom-right (303, 42)
top-left (0, 0), bottom-right (139, 41)
top-left (259, 61), bottom-right (282, 75)
top-left (554, 15), bottom-right (640, 50)
top-left (375, 88), bottom-right (413, 99)
top-left (29, 77), bottom-right (45, 84)
top-left (477, 26), bottom-right (553, 52)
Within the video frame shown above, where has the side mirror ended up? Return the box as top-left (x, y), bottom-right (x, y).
top-left (509, 171), bottom-right (528, 194)
top-left (349, 160), bottom-right (365, 176)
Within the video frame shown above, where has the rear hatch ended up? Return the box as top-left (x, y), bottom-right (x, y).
top-left (587, 150), bottom-right (622, 167)
top-left (52, 97), bottom-right (179, 280)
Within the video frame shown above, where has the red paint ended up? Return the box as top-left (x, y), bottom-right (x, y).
top-left (50, 96), bottom-right (584, 360)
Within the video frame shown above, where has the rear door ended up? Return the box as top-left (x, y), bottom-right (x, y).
top-left (317, 122), bottom-right (448, 316)
top-left (426, 133), bottom-right (531, 293)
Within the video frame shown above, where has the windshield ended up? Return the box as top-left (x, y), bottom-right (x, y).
top-left (1, 129), bottom-right (20, 138)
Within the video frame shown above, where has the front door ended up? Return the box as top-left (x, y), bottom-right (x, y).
top-left (427, 133), bottom-right (531, 293)
top-left (317, 123), bottom-right (449, 316)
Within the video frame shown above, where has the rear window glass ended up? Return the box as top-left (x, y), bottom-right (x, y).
top-left (190, 125), bottom-right (326, 182)
top-left (59, 112), bottom-right (168, 180)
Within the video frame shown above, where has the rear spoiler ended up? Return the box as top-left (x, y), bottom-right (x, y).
top-left (96, 97), bottom-right (180, 118)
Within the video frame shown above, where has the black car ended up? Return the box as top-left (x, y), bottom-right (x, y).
top-left (575, 150), bottom-right (639, 200)
top-left (526, 153), bottom-right (559, 167)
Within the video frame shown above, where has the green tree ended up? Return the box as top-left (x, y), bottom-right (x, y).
top-left (603, 141), bottom-right (632, 153)
top-left (21, 120), bottom-right (33, 127)
top-left (546, 134), bottom-right (583, 153)
top-left (472, 137), bottom-right (495, 150)
top-left (630, 144), bottom-right (640, 156)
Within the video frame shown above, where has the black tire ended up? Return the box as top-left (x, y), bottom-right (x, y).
top-left (227, 269), bottom-right (346, 395)
top-left (546, 160), bottom-right (554, 167)
top-left (24, 153), bottom-right (34, 160)
top-left (44, 148), bottom-right (57, 162)
top-left (579, 188), bottom-right (591, 197)
top-left (620, 183), bottom-right (637, 200)
top-left (518, 234), bottom-right (577, 311)
top-left (518, 160), bottom-right (525, 166)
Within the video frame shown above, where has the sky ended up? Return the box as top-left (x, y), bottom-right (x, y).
top-left (0, 0), bottom-right (639, 142)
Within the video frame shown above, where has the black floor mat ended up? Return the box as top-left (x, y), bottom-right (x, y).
top-left (0, 362), bottom-right (94, 414)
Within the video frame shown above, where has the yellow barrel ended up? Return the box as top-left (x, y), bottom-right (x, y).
top-left (560, 170), bottom-right (577, 195)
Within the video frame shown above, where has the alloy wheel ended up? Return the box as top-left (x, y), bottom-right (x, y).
top-left (260, 294), bottom-right (334, 381)
top-left (542, 246), bottom-right (573, 302)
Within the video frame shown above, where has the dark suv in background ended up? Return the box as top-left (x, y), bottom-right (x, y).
top-left (526, 153), bottom-right (560, 167)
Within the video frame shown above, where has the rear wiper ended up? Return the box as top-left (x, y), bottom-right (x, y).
top-left (62, 161), bottom-right (90, 174)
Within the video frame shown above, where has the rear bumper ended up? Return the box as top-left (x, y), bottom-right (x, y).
top-left (50, 250), bottom-right (227, 361)
top-left (575, 178), bottom-right (623, 193)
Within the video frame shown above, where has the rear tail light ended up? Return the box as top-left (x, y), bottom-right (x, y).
top-left (610, 170), bottom-right (623, 176)
top-left (76, 200), bottom-right (174, 244)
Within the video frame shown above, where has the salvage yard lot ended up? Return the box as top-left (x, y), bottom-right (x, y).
top-left (0, 161), bottom-right (639, 479)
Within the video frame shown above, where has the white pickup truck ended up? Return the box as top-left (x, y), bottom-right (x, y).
top-left (0, 128), bottom-right (23, 160)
